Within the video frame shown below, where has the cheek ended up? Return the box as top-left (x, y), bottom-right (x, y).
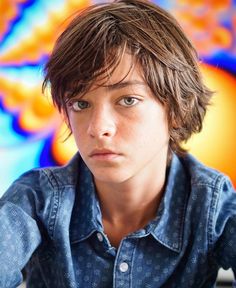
top-left (69, 114), bottom-right (85, 133)
top-left (69, 120), bottom-right (87, 146)
top-left (136, 115), bottom-right (169, 145)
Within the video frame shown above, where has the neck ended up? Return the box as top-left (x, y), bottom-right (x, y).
top-left (94, 159), bottom-right (168, 247)
top-left (97, 177), bottom-right (165, 225)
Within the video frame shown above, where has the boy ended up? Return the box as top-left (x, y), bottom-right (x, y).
top-left (0, 0), bottom-right (235, 287)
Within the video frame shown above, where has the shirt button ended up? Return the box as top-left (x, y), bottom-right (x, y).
top-left (119, 262), bottom-right (129, 272)
top-left (97, 232), bottom-right (103, 242)
top-left (139, 229), bottom-right (146, 236)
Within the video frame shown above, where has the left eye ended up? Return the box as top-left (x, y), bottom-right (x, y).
top-left (70, 100), bottom-right (90, 111)
top-left (118, 97), bottom-right (139, 107)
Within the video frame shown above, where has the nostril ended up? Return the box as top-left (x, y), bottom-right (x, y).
top-left (87, 121), bottom-right (116, 138)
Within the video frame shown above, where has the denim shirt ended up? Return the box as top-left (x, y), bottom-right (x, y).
top-left (0, 152), bottom-right (236, 288)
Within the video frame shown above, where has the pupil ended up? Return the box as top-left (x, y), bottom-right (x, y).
top-left (79, 101), bottom-right (87, 109)
top-left (126, 98), bottom-right (133, 104)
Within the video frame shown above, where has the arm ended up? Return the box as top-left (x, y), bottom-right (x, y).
top-left (211, 177), bottom-right (236, 278)
top-left (0, 201), bottom-right (41, 287)
top-left (0, 171), bottom-right (44, 287)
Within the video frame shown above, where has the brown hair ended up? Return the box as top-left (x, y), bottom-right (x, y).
top-left (42, 0), bottom-right (213, 156)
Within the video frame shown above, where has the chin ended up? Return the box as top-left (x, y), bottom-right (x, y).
top-left (92, 170), bottom-right (130, 185)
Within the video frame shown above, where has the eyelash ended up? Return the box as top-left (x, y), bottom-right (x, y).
top-left (118, 97), bottom-right (140, 107)
top-left (68, 96), bottom-right (140, 112)
top-left (69, 100), bottom-right (90, 112)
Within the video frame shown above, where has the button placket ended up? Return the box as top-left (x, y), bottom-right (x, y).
top-left (114, 239), bottom-right (136, 287)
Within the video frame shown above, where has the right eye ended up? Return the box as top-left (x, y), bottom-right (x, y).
top-left (69, 100), bottom-right (90, 112)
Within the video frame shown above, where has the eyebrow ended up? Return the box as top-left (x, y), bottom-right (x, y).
top-left (105, 80), bottom-right (146, 90)
top-left (65, 80), bottom-right (146, 99)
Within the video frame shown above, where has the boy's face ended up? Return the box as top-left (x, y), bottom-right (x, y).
top-left (67, 53), bottom-right (170, 185)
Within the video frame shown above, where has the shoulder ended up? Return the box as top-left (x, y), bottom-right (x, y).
top-left (178, 153), bottom-right (236, 246)
top-left (0, 153), bottom-right (81, 216)
top-left (179, 153), bottom-right (233, 191)
top-left (38, 152), bottom-right (81, 189)
top-left (8, 152), bottom-right (80, 190)
top-left (178, 153), bottom-right (235, 216)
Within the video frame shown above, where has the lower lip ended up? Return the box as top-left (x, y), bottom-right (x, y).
top-left (90, 153), bottom-right (121, 161)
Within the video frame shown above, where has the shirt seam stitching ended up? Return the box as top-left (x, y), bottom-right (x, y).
top-left (207, 174), bottom-right (224, 251)
top-left (41, 170), bottom-right (61, 239)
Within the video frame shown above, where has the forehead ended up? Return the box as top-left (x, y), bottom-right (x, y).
top-left (66, 52), bottom-right (146, 98)
top-left (94, 52), bottom-right (144, 88)
top-left (82, 53), bottom-right (156, 101)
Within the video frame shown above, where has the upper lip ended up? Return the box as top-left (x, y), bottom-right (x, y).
top-left (89, 148), bottom-right (119, 157)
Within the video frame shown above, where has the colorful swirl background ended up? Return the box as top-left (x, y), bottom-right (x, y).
top-left (0, 0), bottom-right (236, 196)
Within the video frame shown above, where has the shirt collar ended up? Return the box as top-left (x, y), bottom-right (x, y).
top-left (69, 156), bottom-right (103, 243)
top-left (150, 154), bottom-right (189, 253)
top-left (69, 153), bottom-right (189, 252)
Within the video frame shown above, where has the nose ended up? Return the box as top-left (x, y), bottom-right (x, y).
top-left (87, 106), bottom-right (116, 139)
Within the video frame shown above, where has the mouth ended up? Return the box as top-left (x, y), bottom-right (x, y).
top-left (89, 149), bottom-right (121, 161)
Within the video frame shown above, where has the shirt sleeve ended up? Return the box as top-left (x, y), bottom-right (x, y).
top-left (0, 171), bottom-right (44, 288)
top-left (211, 176), bottom-right (236, 278)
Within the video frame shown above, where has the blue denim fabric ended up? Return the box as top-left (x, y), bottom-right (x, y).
top-left (0, 153), bottom-right (236, 288)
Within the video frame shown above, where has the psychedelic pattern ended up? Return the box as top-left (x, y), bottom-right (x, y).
top-left (0, 0), bottom-right (236, 195)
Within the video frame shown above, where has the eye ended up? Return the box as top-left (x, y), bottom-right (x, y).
top-left (118, 97), bottom-right (139, 107)
top-left (69, 100), bottom-right (90, 111)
